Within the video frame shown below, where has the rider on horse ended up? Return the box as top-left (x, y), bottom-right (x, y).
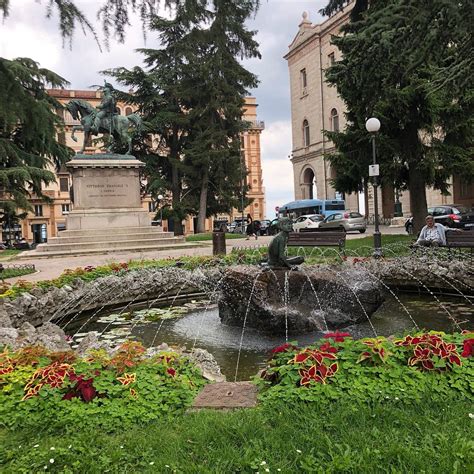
top-left (93, 82), bottom-right (117, 134)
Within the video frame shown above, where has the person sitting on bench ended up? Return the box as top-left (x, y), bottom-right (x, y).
top-left (414, 214), bottom-right (461, 247)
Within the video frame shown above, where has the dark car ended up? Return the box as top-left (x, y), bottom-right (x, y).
top-left (405, 205), bottom-right (474, 234)
top-left (267, 218), bottom-right (280, 236)
top-left (258, 219), bottom-right (272, 235)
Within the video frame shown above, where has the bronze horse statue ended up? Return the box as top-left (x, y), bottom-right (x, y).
top-left (65, 99), bottom-right (142, 154)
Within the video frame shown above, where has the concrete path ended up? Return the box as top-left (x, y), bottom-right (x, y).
top-left (3, 225), bottom-right (406, 284)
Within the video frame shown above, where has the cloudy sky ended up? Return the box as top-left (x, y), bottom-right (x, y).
top-left (1, 0), bottom-right (328, 218)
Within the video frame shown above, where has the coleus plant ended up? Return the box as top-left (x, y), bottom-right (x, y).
top-left (291, 346), bottom-right (339, 386)
top-left (357, 338), bottom-right (391, 364)
top-left (395, 333), bottom-right (462, 371)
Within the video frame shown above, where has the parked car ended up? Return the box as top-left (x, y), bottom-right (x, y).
top-left (229, 219), bottom-right (247, 233)
top-left (319, 211), bottom-right (366, 233)
top-left (292, 214), bottom-right (324, 232)
top-left (267, 218), bottom-right (281, 236)
top-left (258, 219), bottom-right (272, 235)
top-left (213, 219), bottom-right (229, 232)
top-left (404, 205), bottom-right (474, 234)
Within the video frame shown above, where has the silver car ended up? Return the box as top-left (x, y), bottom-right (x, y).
top-left (319, 211), bottom-right (366, 233)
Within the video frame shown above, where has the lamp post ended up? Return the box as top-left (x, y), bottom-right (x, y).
top-left (365, 117), bottom-right (382, 258)
top-left (157, 194), bottom-right (164, 226)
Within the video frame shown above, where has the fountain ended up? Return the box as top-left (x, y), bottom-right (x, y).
top-left (218, 218), bottom-right (384, 334)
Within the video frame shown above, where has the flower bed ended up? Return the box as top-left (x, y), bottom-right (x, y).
top-left (257, 331), bottom-right (474, 405)
top-left (0, 342), bottom-right (206, 432)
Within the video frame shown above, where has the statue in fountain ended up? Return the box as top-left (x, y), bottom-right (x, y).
top-left (267, 217), bottom-right (304, 269)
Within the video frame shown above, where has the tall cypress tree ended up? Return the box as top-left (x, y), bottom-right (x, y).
top-left (322, 0), bottom-right (473, 233)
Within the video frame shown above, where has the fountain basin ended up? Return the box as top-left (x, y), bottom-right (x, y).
top-left (218, 267), bottom-right (384, 334)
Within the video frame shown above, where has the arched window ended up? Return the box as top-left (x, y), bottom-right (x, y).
top-left (125, 107), bottom-right (133, 116)
top-left (303, 119), bottom-right (310, 147)
top-left (331, 108), bottom-right (339, 132)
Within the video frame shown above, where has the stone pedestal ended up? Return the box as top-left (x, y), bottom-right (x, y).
top-left (24, 153), bottom-right (189, 256)
top-left (66, 154), bottom-right (150, 230)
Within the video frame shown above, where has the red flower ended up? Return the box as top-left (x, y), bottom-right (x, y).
top-left (271, 343), bottom-right (295, 354)
top-left (166, 368), bottom-right (176, 377)
top-left (319, 341), bottom-right (338, 354)
top-left (323, 332), bottom-right (351, 343)
top-left (461, 339), bottom-right (474, 358)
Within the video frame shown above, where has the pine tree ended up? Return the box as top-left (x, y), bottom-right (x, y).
top-left (181, 0), bottom-right (260, 232)
top-left (108, 0), bottom-right (260, 234)
top-left (0, 57), bottom-right (72, 223)
top-left (106, 1), bottom-right (211, 235)
top-left (322, 0), bottom-right (473, 233)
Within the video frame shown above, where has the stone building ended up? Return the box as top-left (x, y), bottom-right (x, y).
top-left (15, 89), bottom-right (265, 243)
top-left (284, 5), bottom-right (474, 218)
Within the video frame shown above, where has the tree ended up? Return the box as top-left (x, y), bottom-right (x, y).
top-left (322, 0), bottom-right (473, 233)
top-left (108, 0), bottom-right (260, 234)
top-left (105, 1), bottom-right (206, 235)
top-left (0, 57), bottom-right (72, 223)
top-left (181, 0), bottom-right (260, 232)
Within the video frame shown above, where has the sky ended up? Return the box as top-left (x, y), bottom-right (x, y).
top-left (1, 0), bottom-right (329, 218)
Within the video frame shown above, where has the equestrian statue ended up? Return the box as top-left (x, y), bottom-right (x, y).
top-left (65, 82), bottom-right (142, 154)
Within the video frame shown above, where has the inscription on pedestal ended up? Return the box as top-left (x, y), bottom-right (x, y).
top-left (74, 172), bottom-right (141, 209)
top-left (86, 183), bottom-right (129, 199)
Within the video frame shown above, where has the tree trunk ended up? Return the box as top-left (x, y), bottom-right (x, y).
top-left (171, 161), bottom-right (183, 236)
top-left (381, 183), bottom-right (395, 219)
top-left (196, 168), bottom-right (209, 233)
top-left (408, 164), bottom-right (428, 235)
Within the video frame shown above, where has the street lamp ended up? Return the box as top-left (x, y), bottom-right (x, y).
top-left (365, 117), bottom-right (382, 258)
top-left (157, 194), bottom-right (164, 226)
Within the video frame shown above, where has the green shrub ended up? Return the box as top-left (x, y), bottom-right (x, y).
top-left (257, 331), bottom-right (474, 406)
top-left (0, 343), bottom-right (206, 432)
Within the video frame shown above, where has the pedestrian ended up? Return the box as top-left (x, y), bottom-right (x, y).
top-left (246, 213), bottom-right (256, 240)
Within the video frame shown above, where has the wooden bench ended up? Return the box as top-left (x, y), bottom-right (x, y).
top-left (287, 230), bottom-right (346, 255)
top-left (446, 230), bottom-right (474, 256)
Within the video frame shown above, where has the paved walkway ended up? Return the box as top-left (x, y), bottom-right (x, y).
top-left (3, 225), bottom-right (406, 284)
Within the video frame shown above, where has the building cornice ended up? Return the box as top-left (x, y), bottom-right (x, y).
top-left (284, 3), bottom-right (353, 61)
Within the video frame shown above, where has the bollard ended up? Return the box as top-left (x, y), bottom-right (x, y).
top-left (212, 231), bottom-right (226, 255)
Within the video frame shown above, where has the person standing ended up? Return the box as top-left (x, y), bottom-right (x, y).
top-left (246, 213), bottom-right (256, 240)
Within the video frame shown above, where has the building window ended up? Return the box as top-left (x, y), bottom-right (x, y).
top-left (148, 201), bottom-right (156, 212)
top-left (331, 108), bottom-right (339, 132)
top-left (300, 68), bottom-right (307, 93)
top-left (59, 177), bottom-right (69, 192)
top-left (34, 205), bottom-right (43, 217)
top-left (328, 52), bottom-right (335, 66)
top-left (61, 204), bottom-right (70, 214)
top-left (125, 107), bottom-right (133, 116)
top-left (303, 119), bottom-right (310, 147)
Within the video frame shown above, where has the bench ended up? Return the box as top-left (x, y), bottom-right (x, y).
top-left (287, 230), bottom-right (346, 255)
top-left (446, 230), bottom-right (474, 256)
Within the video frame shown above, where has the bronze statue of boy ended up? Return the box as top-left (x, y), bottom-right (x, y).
top-left (267, 217), bottom-right (304, 269)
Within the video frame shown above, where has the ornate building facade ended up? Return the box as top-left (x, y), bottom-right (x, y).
top-left (285, 4), bottom-right (474, 218)
top-left (15, 89), bottom-right (265, 243)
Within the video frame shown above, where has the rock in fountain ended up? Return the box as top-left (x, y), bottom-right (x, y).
top-left (219, 219), bottom-right (383, 334)
top-left (218, 266), bottom-right (384, 334)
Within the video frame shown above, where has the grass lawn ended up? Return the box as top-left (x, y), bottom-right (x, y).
top-left (0, 399), bottom-right (472, 473)
top-left (186, 232), bottom-right (246, 242)
top-left (0, 249), bottom-right (23, 262)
